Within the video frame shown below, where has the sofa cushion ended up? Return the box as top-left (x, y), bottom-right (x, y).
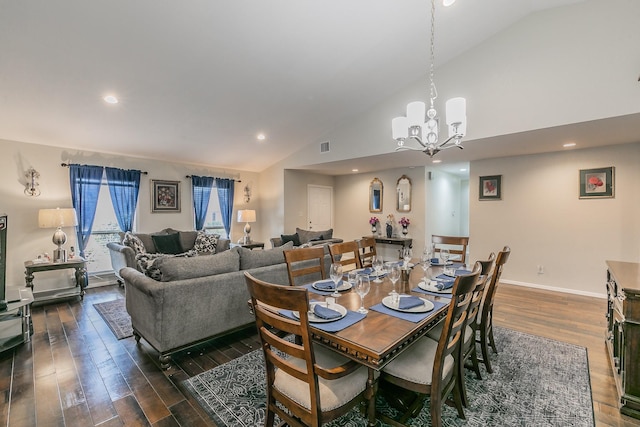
top-left (152, 233), bottom-right (184, 254)
top-left (164, 228), bottom-right (198, 251)
top-left (280, 233), bottom-right (301, 247)
top-left (296, 228), bottom-right (334, 244)
top-left (193, 231), bottom-right (220, 254)
top-left (123, 231), bottom-right (147, 254)
top-left (157, 248), bottom-right (241, 282)
top-left (239, 241), bottom-right (294, 270)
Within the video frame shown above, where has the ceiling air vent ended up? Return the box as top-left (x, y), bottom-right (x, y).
top-left (320, 141), bottom-right (330, 153)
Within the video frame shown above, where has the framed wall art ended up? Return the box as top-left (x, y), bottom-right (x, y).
top-left (579, 167), bottom-right (614, 199)
top-left (479, 175), bottom-right (502, 201)
top-left (151, 180), bottom-right (181, 212)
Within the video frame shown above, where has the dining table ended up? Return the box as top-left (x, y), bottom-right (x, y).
top-left (302, 260), bottom-right (464, 426)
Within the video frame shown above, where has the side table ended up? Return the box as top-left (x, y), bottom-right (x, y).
top-left (24, 257), bottom-right (88, 303)
top-left (231, 242), bottom-right (265, 250)
top-left (0, 287), bottom-right (34, 353)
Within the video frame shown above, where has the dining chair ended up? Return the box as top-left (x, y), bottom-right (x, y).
top-left (378, 264), bottom-right (481, 427)
top-left (244, 272), bottom-right (370, 427)
top-left (283, 246), bottom-right (326, 286)
top-left (357, 237), bottom-right (377, 268)
top-left (477, 246), bottom-right (510, 374)
top-left (431, 235), bottom-right (470, 264)
top-left (329, 241), bottom-right (362, 272)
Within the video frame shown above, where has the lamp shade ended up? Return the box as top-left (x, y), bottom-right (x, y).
top-left (392, 117), bottom-right (408, 140)
top-left (38, 208), bottom-right (78, 229)
top-left (406, 101), bottom-right (426, 127)
top-left (237, 209), bottom-right (256, 223)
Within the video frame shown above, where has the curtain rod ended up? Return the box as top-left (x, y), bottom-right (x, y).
top-left (61, 163), bottom-right (148, 174)
top-left (185, 175), bottom-right (241, 183)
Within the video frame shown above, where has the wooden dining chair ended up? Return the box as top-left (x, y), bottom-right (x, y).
top-left (283, 246), bottom-right (326, 286)
top-left (378, 264), bottom-right (481, 427)
top-left (328, 241), bottom-right (362, 272)
top-left (357, 237), bottom-right (377, 268)
top-left (477, 246), bottom-right (510, 374)
top-left (244, 272), bottom-right (370, 427)
top-left (432, 235), bottom-right (470, 264)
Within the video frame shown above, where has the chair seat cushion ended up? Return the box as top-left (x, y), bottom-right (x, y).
top-left (382, 336), bottom-right (454, 385)
top-left (273, 344), bottom-right (369, 411)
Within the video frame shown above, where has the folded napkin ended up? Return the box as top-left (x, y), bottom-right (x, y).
top-left (434, 275), bottom-right (455, 290)
top-left (398, 295), bottom-right (425, 310)
top-left (430, 258), bottom-right (439, 264)
top-left (454, 269), bottom-right (472, 276)
top-left (313, 304), bottom-right (342, 319)
top-left (314, 279), bottom-right (341, 290)
top-left (361, 267), bottom-right (374, 275)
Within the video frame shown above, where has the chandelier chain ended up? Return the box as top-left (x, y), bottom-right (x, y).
top-left (429, 0), bottom-right (436, 107)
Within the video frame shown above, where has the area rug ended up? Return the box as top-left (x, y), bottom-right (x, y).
top-left (183, 327), bottom-right (594, 426)
top-left (93, 298), bottom-right (133, 340)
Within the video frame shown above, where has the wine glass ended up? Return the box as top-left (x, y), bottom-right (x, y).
top-left (355, 274), bottom-right (371, 314)
top-left (421, 250), bottom-right (431, 283)
top-left (329, 263), bottom-right (343, 298)
top-left (388, 263), bottom-right (400, 298)
top-left (402, 247), bottom-right (413, 268)
top-left (440, 249), bottom-right (450, 266)
top-left (372, 256), bottom-right (384, 283)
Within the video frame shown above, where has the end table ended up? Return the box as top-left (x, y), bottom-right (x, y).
top-left (24, 257), bottom-right (88, 303)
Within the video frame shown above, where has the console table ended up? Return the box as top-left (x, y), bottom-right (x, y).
top-left (24, 257), bottom-right (88, 303)
top-left (605, 260), bottom-right (640, 419)
top-left (370, 236), bottom-right (413, 248)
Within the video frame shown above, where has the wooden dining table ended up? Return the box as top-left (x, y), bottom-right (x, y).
top-left (306, 262), bottom-right (455, 426)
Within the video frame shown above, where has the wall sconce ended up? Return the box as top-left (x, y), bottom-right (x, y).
top-left (24, 167), bottom-right (41, 197)
top-left (243, 184), bottom-right (251, 203)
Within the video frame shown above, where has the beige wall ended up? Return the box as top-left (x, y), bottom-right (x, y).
top-left (282, 170), bottom-right (335, 234)
top-left (469, 142), bottom-right (640, 297)
top-left (1, 138), bottom-right (258, 286)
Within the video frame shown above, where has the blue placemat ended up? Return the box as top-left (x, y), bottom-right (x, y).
top-left (412, 286), bottom-right (452, 299)
top-left (370, 298), bottom-right (447, 323)
top-left (278, 308), bottom-right (366, 332)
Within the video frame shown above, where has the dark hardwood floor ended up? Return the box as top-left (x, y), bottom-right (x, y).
top-left (0, 282), bottom-right (638, 426)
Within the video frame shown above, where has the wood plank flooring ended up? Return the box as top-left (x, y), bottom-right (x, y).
top-left (0, 283), bottom-right (638, 426)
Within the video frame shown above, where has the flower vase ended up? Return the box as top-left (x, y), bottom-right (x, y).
top-left (371, 225), bottom-right (377, 235)
top-left (402, 226), bottom-right (408, 236)
top-left (386, 223), bottom-right (393, 238)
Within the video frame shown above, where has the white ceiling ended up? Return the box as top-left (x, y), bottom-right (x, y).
top-left (2, 0), bottom-right (619, 175)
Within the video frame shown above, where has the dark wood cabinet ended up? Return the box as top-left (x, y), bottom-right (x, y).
top-left (606, 260), bottom-right (640, 419)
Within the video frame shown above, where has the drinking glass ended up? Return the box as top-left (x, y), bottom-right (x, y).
top-left (441, 249), bottom-right (450, 265)
top-left (402, 247), bottom-right (413, 268)
top-left (347, 270), bottom-right (358, 289)
top-left (355, 274), bottom-right (370, 314)
top-left (421, 251), bottom-right (430, 283)
top-left (329, 263), bottom-right (343, 298)
top-left (388, 263), bottom-right (400, 298)
top-left (372, 256), bottom-right (384, 283)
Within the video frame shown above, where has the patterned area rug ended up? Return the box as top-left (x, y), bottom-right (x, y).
top-left (183, 327), bottom-right (594, 426)
top-left (93, 299), bottom-right (133, 340)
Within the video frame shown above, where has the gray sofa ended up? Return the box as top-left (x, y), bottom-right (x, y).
top-left (270, 227), bottom-right (343, 248)
top-left (119, 242), bottom-right (330, 369)
top-left (107, 228), bottom-right (231, 285)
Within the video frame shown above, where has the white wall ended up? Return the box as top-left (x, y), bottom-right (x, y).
top-left (283, 170), bottom-right (336, 234)
top-left (469, 142), bottom-right (640, 297)
top-left (425, 169), bottom-right (469, 239)
top-left (0, 138), bottom-right (258, 287)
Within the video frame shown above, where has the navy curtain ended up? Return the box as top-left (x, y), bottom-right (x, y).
top-left (215, 178), bottom-right (235, 239)
top-left (105, 167), bottom-right (141, 232)
top-left (69, 164), bottom-right (104, 258)
top-left (192, 175), bottom-right (215, 231)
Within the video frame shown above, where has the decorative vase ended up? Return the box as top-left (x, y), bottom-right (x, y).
top-left (386, 223), bottom-right (393, 238)
top-left (371, 225), bottom-right (377, 234)
top-left (402, 226), bottom-right (408, 236)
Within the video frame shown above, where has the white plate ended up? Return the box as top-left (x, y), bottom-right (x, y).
top-left (292, 302), bottom-right (347, 323)
top-left (382, 295), bottom-right (434, 313)
top-left (312, 280), bottom-right (352, 292)
top-left (353, 268), bottom-right (385, 278)
top-left (418, 280), bottom-right (453, 294)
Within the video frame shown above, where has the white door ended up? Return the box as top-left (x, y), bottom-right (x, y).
top-left (307, 185), bottom-right (333, 231)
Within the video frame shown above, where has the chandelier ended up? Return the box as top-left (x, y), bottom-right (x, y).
top-left (392, 0), bottom-right (467, 157)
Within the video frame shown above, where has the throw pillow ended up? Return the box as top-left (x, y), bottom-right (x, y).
top-left (239, 241), bottom-right (294, 270)
top-left (123, 231), bottom-right (147, 254)
top-left (193, 231), bottom-right (220, 254)
top-left (280, 233), bottom-right (301, 247)
top-left (151, 233), bottom-right (184, 254)
top-left (135, 252), bottom-right (166, 280)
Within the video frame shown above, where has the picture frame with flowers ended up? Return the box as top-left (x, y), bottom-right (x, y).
top-left (579, 167), bottom-right (614, 199)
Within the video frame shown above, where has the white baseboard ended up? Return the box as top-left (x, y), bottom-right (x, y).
top-left (501, 279), bottom-right (606, 299)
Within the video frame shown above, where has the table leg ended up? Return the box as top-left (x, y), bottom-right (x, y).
top-left (74, 266), bottom-right (87, 298)
top-left (25, 269), bottom-right (34, 290)
top-left (366, 367), bottom-right (378, 426)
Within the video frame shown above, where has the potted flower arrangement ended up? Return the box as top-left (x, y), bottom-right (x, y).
top-left (386, 214), bottom-right (394, 238)
top-left (369, 216), bottom-right (379, 234)
top-left (399, 217), bottom-right (410, 236)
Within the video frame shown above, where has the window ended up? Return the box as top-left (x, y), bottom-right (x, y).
top-left (202, 191), bottom-right (225, 235)
top-left (84, 179), bottom-right (124, 273)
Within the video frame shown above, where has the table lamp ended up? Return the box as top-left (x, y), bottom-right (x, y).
top-left (237, 209), bottom-right (256, 244)
top-left (38, 208), bottom-right (78, 262)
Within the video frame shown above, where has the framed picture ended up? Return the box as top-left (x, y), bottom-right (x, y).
top-left (479, 175), bottom-right (502, 200)
top-left (151, 180), bottom-right (181, 212)
top-left (579, 167), bottom-right (614, 199)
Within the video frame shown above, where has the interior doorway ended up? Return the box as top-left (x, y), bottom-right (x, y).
top-left (307, 185), bottom-right (333, 231)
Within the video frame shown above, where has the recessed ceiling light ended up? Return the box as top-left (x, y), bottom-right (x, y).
top-left (443, 0), bottom-right (456, 6)
top-left (351, 169), bottom-right (359, 172)
top-left (256, 133), bottom-right (266, 141)
top-left (563, 142), bottom-right (576, 148)
top-left (432, 159), bottom-right (442, 164)
top-left (103, 95), bottom-right (118, 104)
top-left (460, 168), bottom-right (467, 172)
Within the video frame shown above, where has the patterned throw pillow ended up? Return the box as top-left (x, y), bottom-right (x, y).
top-left (123, 231), bottom-right (147, 254)
top-left (193, 231), bottom-right (219, 254)
top-left (135, 250), bottom-right (199, 280)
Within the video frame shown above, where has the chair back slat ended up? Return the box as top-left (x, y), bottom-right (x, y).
top-left (284, 246), bottom-right (326, 286)
top-left (329, 241), bottom-right (362, 271)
